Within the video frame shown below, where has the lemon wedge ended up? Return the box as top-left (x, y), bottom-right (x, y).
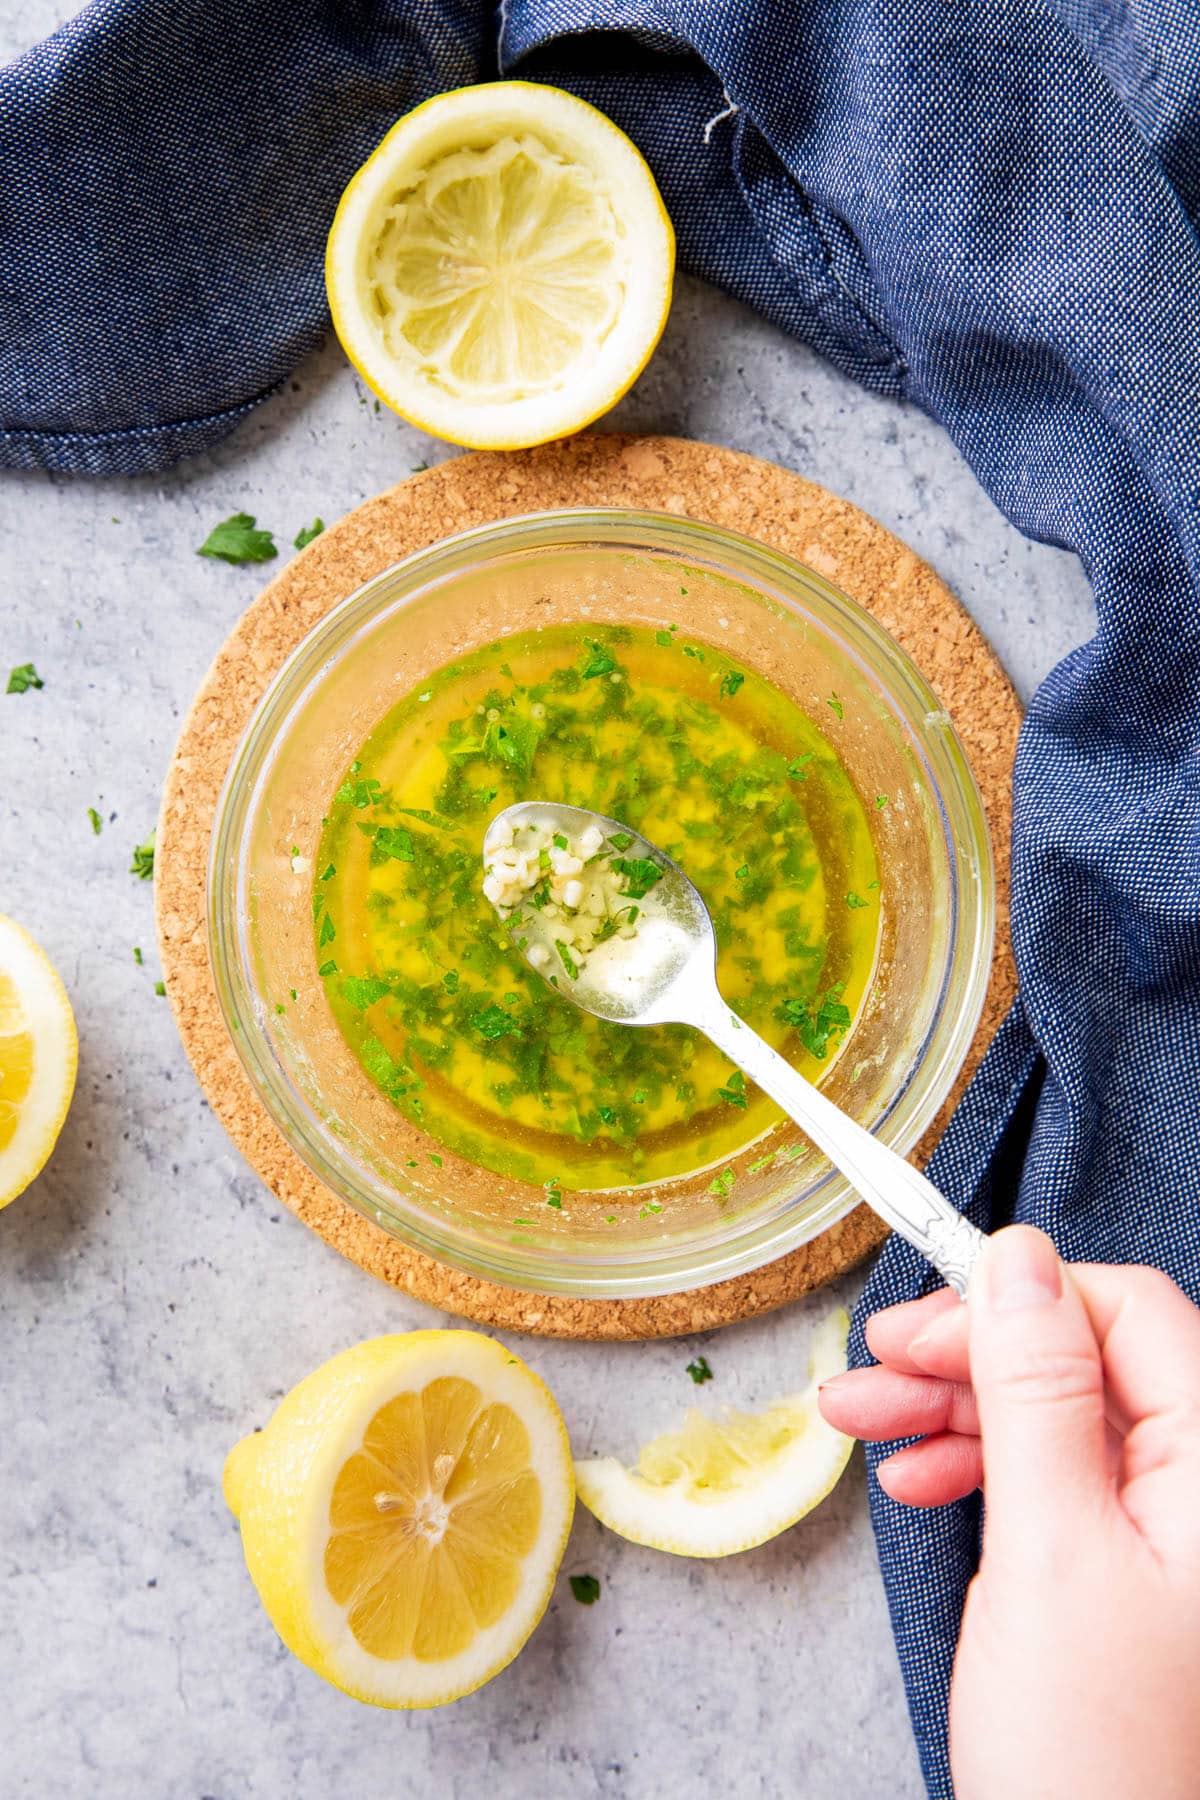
top-left (325, 81), bottom-right (675, 448)
top-left (0, 914), bottom-right (77, 1210)
top-left (223, 1331), bottom-right (574, 1707)
top-left (574, 1310), bottom-right (854, 1557)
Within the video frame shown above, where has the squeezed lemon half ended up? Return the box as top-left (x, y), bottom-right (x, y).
top-left (325, 81), bottom-right (675, 447)
top-left (574, 1310), bottom-right (854, 1557)
top-left (224, 1331), bottom-right (574, 1707)
top-left (0, 913), bottom-right (77, 1210)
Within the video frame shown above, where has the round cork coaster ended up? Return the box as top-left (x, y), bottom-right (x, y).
top-left (157, 436), bottom-right (1019, 1340)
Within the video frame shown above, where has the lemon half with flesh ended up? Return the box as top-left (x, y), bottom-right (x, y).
top-left (574, 1310), bottom-right (854, 1557)
top-left (326, 81), bottom-right (675, 448)
top-left (224, 1331), bottom-right (574, 1707)
top-left (0, 914), bottom-right (77, 1210)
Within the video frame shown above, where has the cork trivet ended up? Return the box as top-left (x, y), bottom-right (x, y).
top-left (156, 436), bottom-right (1019, 1340)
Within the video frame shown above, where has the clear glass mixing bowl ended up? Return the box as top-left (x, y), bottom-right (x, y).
top-left (209, 510), bottom-right (993, 1298)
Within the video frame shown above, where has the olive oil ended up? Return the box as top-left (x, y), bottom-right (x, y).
top-left (315, 622), bottom-right (879, 1191)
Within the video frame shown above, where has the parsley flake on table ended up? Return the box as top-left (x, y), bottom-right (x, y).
top-left (293, 518), bottom-right (325, 550)
top-left (87, 807), bottom-right (102, 836)
top-left (197, 512), bottom-right (278, 565)
top-left (133, 946), bottom-right (143, 965)
top-left (154, 981), bottom-right (166, 997)
top-left (7, 663), bottom-right (43, 694)
top-left (686, 1355), bottom-right (713, 1384)
top-left (130, 830), bottom-right (156, 880)
top-left (569, 1574), bottom-right (601, 1605)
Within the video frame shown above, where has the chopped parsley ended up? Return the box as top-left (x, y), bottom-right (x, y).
top-left (293, 518), bottom-right (325, 550)
top-left (472, 1004), bottom-right (518, 1041)
top-left (781, 986), bottom-right (852, 1059)
top-left (686, 1356), bottom-right (713, 1384)
top-left (709, 1167), bottom-right (735, 1199)
top-left (7, 663), bottom-right (43, 694)
top-left (875, 794), bottom-right (889, 808)
top-left (369, 826), bottom-right (415, 865)
top-left (827, 693), bottom-right (844, 720)
top-left (545, 1192), bottom-right (563, 1209)
top-left (611, 856), bottom-right (662, 899)
top-left (580, 639), bottom-right (617, 679)
top-left (846, 891), bottom-right (868, 909)
top-left (317, 958), bottom-right (338, 977)
top-left (569, 1574), bottom-right (601, 1605)
top-left (198, 513), bottom-right (277, 565)
top-left (655, 630), bottom-right (674, 647)
top-left (130, 830), bottom-right (156, 880)
top-left (717, 1069), bottom-right (747, 1109)
top-left (154, 980), bottom-right (166, 996)
top-left (719, 669), bottom-right (745, 700)
top-left (87, 807), bottom-right (102, 836)
top-left (607, 832), bottom-right (633, 852)
top-left (133, 946), bottom-right (143, 965)
top-left (639, 1200), bottom-right (662, 1216)
top-left (554, 940), bottom-right (579, 980)
top-left (317, 912), bottom-right (336, 947)
top-left (341, 975), bottom-right (391, 1011)
top-left (337, 775), bottom-right (383, 808)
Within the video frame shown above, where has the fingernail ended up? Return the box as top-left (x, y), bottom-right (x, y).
top-left (984, 1228), bottom-right (1062, 1312)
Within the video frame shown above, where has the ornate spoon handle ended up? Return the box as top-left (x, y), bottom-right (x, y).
top-left (693, 998), bottom-right (986, 1297)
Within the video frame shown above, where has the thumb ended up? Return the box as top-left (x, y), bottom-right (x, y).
top-left (968, 1226), bottom-right (1111, 1558)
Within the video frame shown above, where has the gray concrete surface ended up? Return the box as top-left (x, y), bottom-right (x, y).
top-left (1, 10), bottom-right (1096, 1796)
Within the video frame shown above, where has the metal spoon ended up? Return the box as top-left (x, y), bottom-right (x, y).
top-left (484, 800), bottom-right (985, 1298)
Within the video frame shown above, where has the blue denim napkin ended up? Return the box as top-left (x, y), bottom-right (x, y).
top-left (6, 3), bottom-right (1200, 1793)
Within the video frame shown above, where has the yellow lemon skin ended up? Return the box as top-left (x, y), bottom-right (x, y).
top-left (224, 1331), bottom-right (575, 1708)
top-left (325, 81), bottom-right (675, 450)
top-left (0, 913), bottom-right (78, 1211)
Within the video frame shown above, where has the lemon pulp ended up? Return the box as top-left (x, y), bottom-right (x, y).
top-left (326, 82), bottom-right (675, 447)
top-left (326, 1376), bottom-right (542, 1661)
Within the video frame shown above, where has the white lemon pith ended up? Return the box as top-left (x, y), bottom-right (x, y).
top-left (223, 1331), bottom-right (574, 1707)
top-left (0, 914), bottom-right (77, 1210)
top-left (325, 82), bottom-right (675, 448)
top-left (574, 1310), bottom-right (854, 1557)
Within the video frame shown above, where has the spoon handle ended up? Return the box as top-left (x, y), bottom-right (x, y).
top-left (693, 1000), bottom-right (986, 1298)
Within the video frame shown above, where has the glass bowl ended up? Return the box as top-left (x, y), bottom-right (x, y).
top-left (209, 509), bottom-right (993, 1298)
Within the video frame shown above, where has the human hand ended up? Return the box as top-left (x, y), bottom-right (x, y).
top-left (819, 1226), bottom-right (1200, 1800)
